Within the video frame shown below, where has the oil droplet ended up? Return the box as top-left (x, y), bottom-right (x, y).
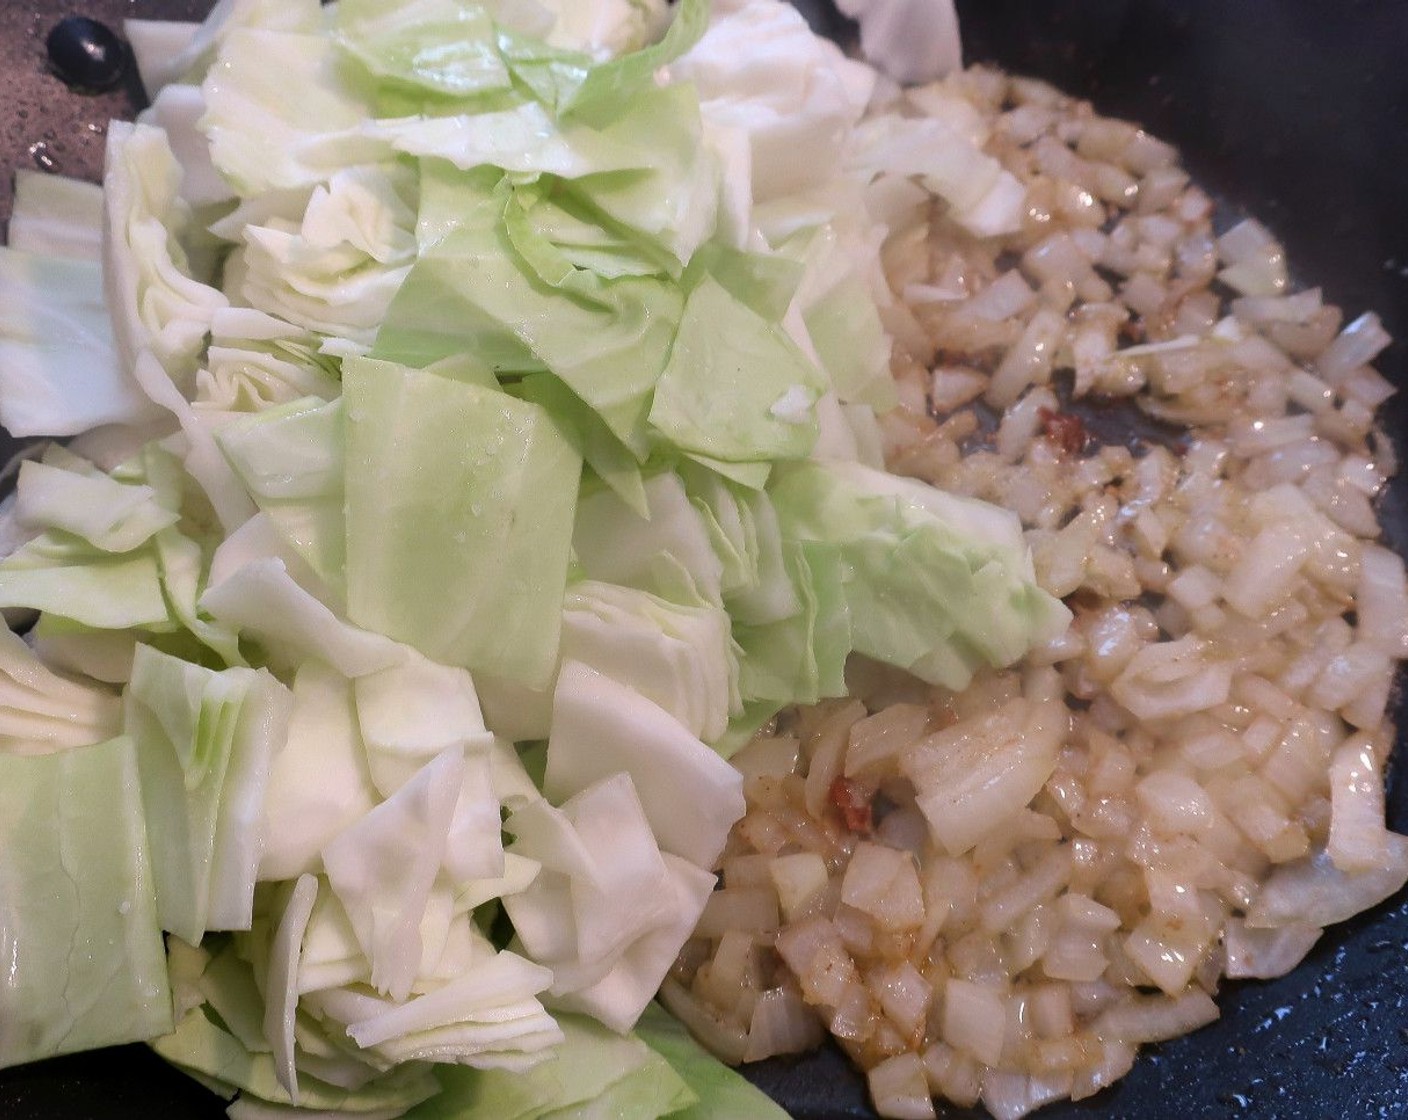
top-left (28, 141), bottom-right (57, 172)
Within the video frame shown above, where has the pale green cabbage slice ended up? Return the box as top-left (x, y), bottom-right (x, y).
top-left (0, 626), bottom-right (123, 754)
top-left (7, 170), bottom-right (105, 261)
top-left (342, 356), bottom-right (580, 690)
top-left (544, 660), bottom-right (745, 870)
top-left (125, 643), bottom-right (292, 943)
top-left (769, 459), bottom-right (1073, 688)
top-left (0, 736), bottom-right (172, 1070)
top-left (258, 660), bottom-right (380, 882)
top-left (405, 1011), bottom-right (693, 1120)
top-left (0, 246), bottom-right (161, 436)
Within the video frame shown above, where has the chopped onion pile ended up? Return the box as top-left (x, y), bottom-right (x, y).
top-left (671, 63), bottom-right (1407, 1120)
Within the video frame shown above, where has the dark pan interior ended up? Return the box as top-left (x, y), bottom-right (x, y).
top-left (0, 1), bottom-right (1405, 1117)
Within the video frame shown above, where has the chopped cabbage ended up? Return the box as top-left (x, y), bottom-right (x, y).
top-left (634, 1001), bottom-right (794, 1119)
top-left (0, 623), bottom-right (122, 754)
top-left (335, 0), bottom-right (514, 100)
top-left (342, 356), bottom-right (581, 689)
top-left (835, 0), bottom-right (962, 85)
top-left (200, 29), bottom-right (389, 196)
top-left (258, 660), bottom-right (380, 882)
top-left (151, 1006), bottom-right (440, 1114)
top-left (544, 660), bottom-right (746, 869)
top-left (0, 736), bottom-right (172, 1069)
top-left (322, 746), bottom-right (464, 1001)
top-left (0, 246), bottom-right (160, 437)
top-left (769, 459), bottom-right (1071, 688)
top-left (648, 274), bottom-right (823, 463)
top-left (561, 581), bottom-right (735, 742)
top-left (504, 773), bottom-right (716, 1031)
top-left (215, 396), bottom-right (347, 600)
top-left (409, 1011), bottom-right (695, 1120)
top-left (7, 170), bottom-right (104, 261)
top-left (0, 0), bottom-right (1100, 1115)
top-left (102, 121), bottom-right (229, 394)
top-left (14, 458), bottom-right (177, 553)
top-left (125, 643), bottom-right (291, 943)
top-left (264, 874), bottom-right (320, 1101)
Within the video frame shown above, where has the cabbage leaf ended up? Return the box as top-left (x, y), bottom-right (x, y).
top-left (406, 1010), bottom-right (694, 1120)
top-left (322, 746), bottom-right (463, 1001)
top-left (216, 396), bottom-right (347, 600)
top-left (0, 736), bottom-right (172, 1069)
top-left (561, 581), bottom-right (735, 743)
top-left (200, 29), bottom-right (390, 196)
top-left (336, 0), bottom-right (513, 101)
top-left (125, 643), bottom-right (292, 943)
top-left (373, 219), bottom-right (682, 454)
top-left (0, 626), bottom-right (123, 753)
top-left (544, 661), bottom-right (745, 869)
top-left (8, 170), bottom-right (105, 262)
top-left (769, 459), bottom-right (1071, 688)
top-left (0, 246), bottom-right (161, 437)
top-left (259, 660), bottom-right (380, 882)
top-left (648, 274), bottom-right (823, 464)
top-left (343, 356), bottom-right (581, 689)
top-left (151, 1006), bottom-right (440, 1113)
top-left (103, 121), bottom-right (229, 395)
top-left (634, 1001), bottom-right (793, 1119)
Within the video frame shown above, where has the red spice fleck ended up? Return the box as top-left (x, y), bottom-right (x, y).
top-left (829, 777), bottom-right (874, 834)
top-left (1039, 407), bottom-right (1088, 455)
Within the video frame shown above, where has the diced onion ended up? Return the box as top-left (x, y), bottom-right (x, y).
top-left (941, 979), bottom-right (1006, 1067)
top-left (867, 1052), bottom-right (936, 1120)
top-left (1092, 990), bottom-right (1219, 1043)
top-left (1248, 844), bottom-right (1408, 929)
top-left (658, 979), bottom-right (748, 1066)
top-left (981, 1070), bottom-right (1075, 1120)
top-left (1222, 919), bottom-right (1322, 979)
top-left (743, 986), bottom-right (824, 1062)
top-left (841, 842), bottom-right (926, 931)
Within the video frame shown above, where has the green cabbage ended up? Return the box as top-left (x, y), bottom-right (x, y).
top-left (407, 1012), bottom-right (693, 1120)
top-left (0, 0), bottom-right (1089, 1113)
top-left (125, 643), bottom-right (292, 943)
top-left (0, 246), bottom-right (160, 436)
top-left (769, 459), bottom-right (1072, 688)
top-left (7, 169), bottom-right (104, 261)
top-left (0, 736), bottom-right (172, 1069)
top-left (216, 395), bottom-right (347, 600)
top-left (257, 660), bottom-right (380, 882)
top-left (342, 356), bottom-right (581, 688)
top-left (648, 274), bottom-right (823, 464)
top-left (634, 1002), bottom-right (793, 1119)
top-left (151, 1005), bottom-right (440, 1114)
top-left (0, 626), bottom-right (123, 754)
top-left (336, 0), bottom-right (513, 101)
